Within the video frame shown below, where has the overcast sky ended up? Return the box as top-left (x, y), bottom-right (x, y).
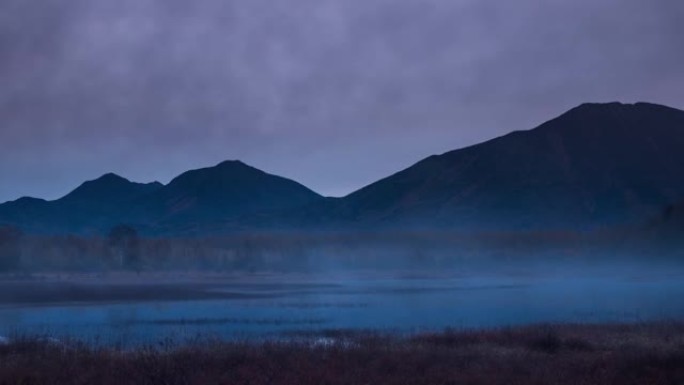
top-left (1, 0), bottom-right (683, 202)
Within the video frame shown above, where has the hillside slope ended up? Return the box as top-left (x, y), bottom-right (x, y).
top-left (337, 102), bottom-right (684, 230)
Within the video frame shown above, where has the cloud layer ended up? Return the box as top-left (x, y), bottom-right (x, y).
top-left (1, 0), bottom-right (683, 201)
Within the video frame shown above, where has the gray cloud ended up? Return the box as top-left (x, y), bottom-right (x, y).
top-left (1, 0), bottom-right (683, 201)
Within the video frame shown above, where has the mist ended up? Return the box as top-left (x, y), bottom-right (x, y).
top-left (2, 229), bottom-right (684, 346)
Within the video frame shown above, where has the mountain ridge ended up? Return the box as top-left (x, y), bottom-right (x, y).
top-left (1, 101), bottom-right (684, 235)
top-left (336, 101), bottom-right (684, 230)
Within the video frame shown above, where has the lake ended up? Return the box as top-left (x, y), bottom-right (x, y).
top-left (1, 269), bottom-right (684, 346)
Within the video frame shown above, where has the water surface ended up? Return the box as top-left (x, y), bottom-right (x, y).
top-left (1, 271), bottom-right (683, 345)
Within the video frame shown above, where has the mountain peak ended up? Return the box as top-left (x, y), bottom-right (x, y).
top-left (94, 172), bottom-right (130, 184)
top-left (523, 101), bottom-right (684, 139)
top-left (560, 102), bottom-right (638, 118)
top-left (577, 101), bottom-right (630, 107)
top-left (0, 196), bottom-right (48, 208)
top-left (63, 173), bottom-right (131, 199)
top-left (147, 159), bottom-right (323, 226)
top-left (216, 159), bottom-right (247, 167)
top-left (563, 101), bottom-right (680, 117)
top-left (168, 160), bottom-right (262, 187)
top-left (60, 173), bottom-right (162, 203)
top-left (214, 160), bottom-right (260, 173)
top-left (13, 196), bottom-right (47, 204)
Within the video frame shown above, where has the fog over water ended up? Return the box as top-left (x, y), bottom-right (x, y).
top-left (1, 262), bottom-right (684, 346)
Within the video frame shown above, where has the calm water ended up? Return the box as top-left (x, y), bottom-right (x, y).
top-left (1, 272), bottom-right (684, 345)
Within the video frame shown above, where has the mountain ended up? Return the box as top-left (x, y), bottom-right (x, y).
top-left (0, 162), bottom-right (323, 235)
top-left (0, 174), bottom-right (163, 234)
top-left (127, 160), bottom-right (324, 233)
top-left (1, 102), bottom-right (684, 235)
top-left (335, 102), bottom-right (684, 230)
top-left (59, 173), bottom-right (163, 206)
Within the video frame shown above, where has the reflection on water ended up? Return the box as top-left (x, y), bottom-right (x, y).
top-left (1, 273), bottom-right (684, 346)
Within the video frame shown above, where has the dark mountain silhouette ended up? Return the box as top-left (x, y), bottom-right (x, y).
top-left (334, 102), bottom-right (684, 230)
top-left (0, 174), bottom-right (163, 234)
top-left (1, 102), bottom-right (683, 235)
top-left (0, 161), bottom-right (323, 234)
top-left (59, 173), bottom-right (163, 206)
top-left (127, 160), bottom-right (324, 233)
top-left (0, 197), bottom-right (51, 228)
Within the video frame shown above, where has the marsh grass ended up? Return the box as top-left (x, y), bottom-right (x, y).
top-left (1, 322), bottom-right (684, 384)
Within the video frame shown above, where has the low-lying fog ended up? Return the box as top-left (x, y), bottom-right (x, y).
top-left (1, 230), bottom-right (683, 345)
top-left (1, 262), bottom-right (684, 346)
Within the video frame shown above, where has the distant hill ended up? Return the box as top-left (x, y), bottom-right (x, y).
top-left (335, 102), bottom-right (684, 230)
top-left (0, 174), bottom-right (163, 234)
top-left (59, 173), bottom-right (163, 206)
top-left (127, 160), bottom-right (324, 234)
top-left (1, 102), bottom-right (684, 235)
top-left (0, 161), bottom-right (323, 235)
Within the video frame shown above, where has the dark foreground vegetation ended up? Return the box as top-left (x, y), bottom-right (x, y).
top-left (1, 322), bottom-right (683, 385)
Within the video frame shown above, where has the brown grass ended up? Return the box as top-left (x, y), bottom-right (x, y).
top-left (1, 322), bottom-right (684, 384)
